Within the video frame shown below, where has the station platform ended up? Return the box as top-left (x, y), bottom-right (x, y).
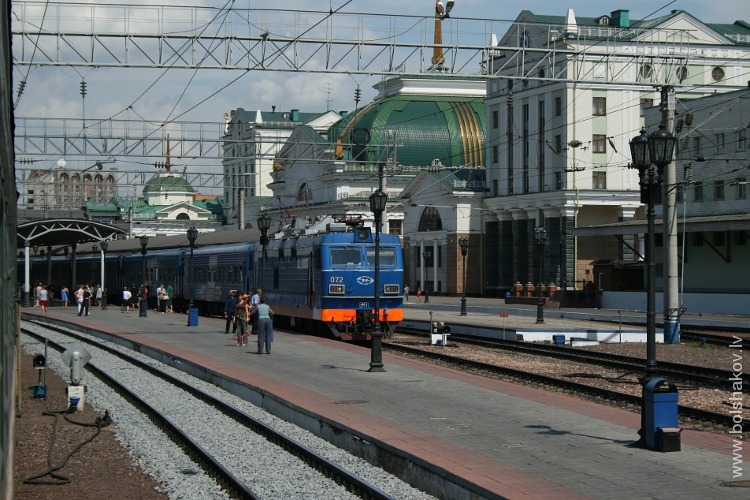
top-left (22, 303), bottom-right (747, 498)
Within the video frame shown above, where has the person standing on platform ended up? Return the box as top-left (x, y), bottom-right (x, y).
top-left (166, 283), bottom-right (174, 313)
top-left (224, 290), bottom-right (238, 335)
top-left (95, 284), bottom-right (103, 308)
top-left (60, 286), bottom-right (69, 309)
top-left (255, 297), bottom-right (274, 355)
top-left (416, 287), bottom-right (422, 303)
top-left (75, 285), bottom-right (84, 314)
top-left (78, 285), bottom-right (91, 317)
top-left (158, 284), bottom-right (168, 313)
top-left (122, 287), bottom-right (132, 312)
top-left (38, 285), bottom-right (49, 316)
top-left (403, 285), bottom-right (410, 303)
top-left (235, 294), bottom-right (250, 347)
top-left (250, 289), bottom-right (261, 334)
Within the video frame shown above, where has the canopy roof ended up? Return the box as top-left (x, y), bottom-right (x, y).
top-left (17, 219), bottom-right (125, 249)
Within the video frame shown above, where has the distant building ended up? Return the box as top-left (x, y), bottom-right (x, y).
top-left (221, 108), bottom-right (344, 227)
top-left (22, 160), bottom-right (117, 211)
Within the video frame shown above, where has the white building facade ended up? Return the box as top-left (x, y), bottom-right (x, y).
top-left (483, 8), bottom-right (750, 295)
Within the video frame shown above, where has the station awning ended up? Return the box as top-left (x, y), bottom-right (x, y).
top-left (16, 219), bottom-right (125, 249)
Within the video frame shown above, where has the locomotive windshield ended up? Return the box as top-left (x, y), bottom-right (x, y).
top-left (330, 248), bottom-right (362, 266)
top-left (365, 248), bottom-right (396, 266)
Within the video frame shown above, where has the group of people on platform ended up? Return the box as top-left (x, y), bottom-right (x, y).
top-left (224, 288), bottom-right (275, 354)
top-left (31, 281), bottom-right (106, 317)
top-left (120, 283), bottom-right (173, 313)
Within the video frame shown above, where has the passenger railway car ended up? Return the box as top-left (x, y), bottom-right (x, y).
top-left (17, 221), bottom-right (404, 340)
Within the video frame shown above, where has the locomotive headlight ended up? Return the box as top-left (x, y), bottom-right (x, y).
top-left (384, 284), bottom-right (400, 294)
top-left (329, 284), bottom-right (345, 294)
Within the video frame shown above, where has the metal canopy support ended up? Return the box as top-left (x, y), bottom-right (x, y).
top-left (17, 219), bottom-right (124, 305)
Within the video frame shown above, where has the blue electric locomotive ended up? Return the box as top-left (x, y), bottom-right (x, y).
top-left (256, 224), bottom-right (404, 340)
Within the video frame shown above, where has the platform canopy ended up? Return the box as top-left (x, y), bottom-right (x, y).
top-left (16, 219), bottom-right (125, 249)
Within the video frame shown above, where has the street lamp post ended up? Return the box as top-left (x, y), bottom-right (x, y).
top-left (535, 227), bottom-right (547, 324)
top-left (629, 125), bottom-right (676, 382)
top-left (100, 240), bottom-right (108, 310)
top-left (257, 215), bottom-right (271, 291)
top-left (139, 236), bottom-right (148, 317)
top-left (368, 189), bottom-right (388, 373)
top-left (459, 238), bottom-right (468, 316)
top-left (186, 226), bottom-right (198, 322)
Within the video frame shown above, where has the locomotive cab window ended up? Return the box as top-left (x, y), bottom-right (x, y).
top-left (365, 248), bottom-right (396, 266)
top-left (330, 248), bottom-right (362, 266)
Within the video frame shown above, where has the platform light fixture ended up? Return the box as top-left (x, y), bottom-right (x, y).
top-left (459, 238), bottom-right (469, 316)
top-left (368, 189), bottom-right (388, 373)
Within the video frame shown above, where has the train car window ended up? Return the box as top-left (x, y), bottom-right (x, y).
top-left (366, 248), bottom-right (396, 266)
top-left (274, 268), bottom-right (279, 288)
top-left (278, 248), bottom-right (284, 259)
top-left (330, 248), bottom-right (361, 266)
top-left (314, 248), bottom-right (321, 269)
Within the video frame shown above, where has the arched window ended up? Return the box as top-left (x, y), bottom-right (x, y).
top-left (296, 183), bottom-right (312, 204)
top-left (418, 207), bottom-right (443, 232)
top-left (176, 213), bottom-right (190, 220)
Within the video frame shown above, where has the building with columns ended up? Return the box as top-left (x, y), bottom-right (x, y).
top-left (483, 8), bottom-right (750, 294)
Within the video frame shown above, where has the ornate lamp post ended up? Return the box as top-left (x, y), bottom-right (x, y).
top-left (100, 240), bottom-right (108, 310)
top-left (186, 226), bottom-right (198, 314)
top-left (629, 126), bottom-right (676, 382)
top-left (459, 238), bottom-right (468, 316)
top-left (368, 189), bottom-right (388, 373)
top-left (139, 235), bottom-right (148, 317)
top-left (257, 214), bottom-right (271, 291)
top-left (535, 227), bottom-right (547, 324)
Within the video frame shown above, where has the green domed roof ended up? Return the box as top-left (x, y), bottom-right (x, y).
top-left (143, 174), bottom-right (195, 194)
top-left (331, 94), bottom-right (486, 168)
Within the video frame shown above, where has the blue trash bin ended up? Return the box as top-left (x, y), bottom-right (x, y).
top-left (643, 378), bottom-right (679, 451)
top-left (188, 307), bottom-right (199, 327)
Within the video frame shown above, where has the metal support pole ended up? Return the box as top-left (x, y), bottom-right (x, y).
top-left (661, 86), bottom-right (680, 344)
top-left (645, 165), bottom-right (658, 379)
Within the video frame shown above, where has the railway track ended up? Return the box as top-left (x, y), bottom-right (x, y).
top-left (22, 321), bottom-right (395, 499)
top-left (387, 330), bottom-right (746, 429)
top-left (400, 328), bottom-right (749, 389)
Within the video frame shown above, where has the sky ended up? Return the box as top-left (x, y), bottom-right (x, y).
top-left (11, 0), bottom-right (749, 180)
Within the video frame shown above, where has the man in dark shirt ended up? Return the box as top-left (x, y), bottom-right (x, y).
top-left (224, 290), bottom-right (238, 334)
top-left (78, 285), bottom-right (92, 316)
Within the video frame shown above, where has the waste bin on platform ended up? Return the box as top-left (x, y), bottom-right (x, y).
top-left (643, 378), bottom-right (680, 451)
top-left (188, 307), bottom-right (199, 327)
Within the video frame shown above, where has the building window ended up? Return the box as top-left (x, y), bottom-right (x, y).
top-left (713, 232), bottom-right (725, 246)
top-left (555, 97), bottom-right (562, 116)
top-left (694, 181), bottom-right (704, 202)
top-left (388, 219), bottom-right (402, 235)
top-left (712, 66), bottom-right (725, 82)
top-left (738, 129), bottom-right (747, 151)
top-left (555, 172), bottom-right (563, 190)
top-left (715, 133), bottom-right (725, 154)
top-left (492, 110), bottom-right (499, 129)
top-left (735, 231), bottom-right (747, 245)
top-left (693, 136), bottom-right (701, 157)
top-left (737, 177), bottom-right (747, 199)
top-left (493, 179), bottom-right (498, 196)
top-left (592, 134), bottom-right (607, 154)
top-left (593, 97), bottom-right (606, 116)
top-left (640, 98), bottom-right (654, 117)
top-left (555, 135), bottom-right (562, 153)
top-left (693, 232), bottom-right (704, 246)
top-left (638, 64), bottom-right (653, 81)
top-left (492, 145), bottom-right (498, 164)
top-left (592, 171), bottom-right (606, 189)
top-left (714, 180), bottom-right (725, 201)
